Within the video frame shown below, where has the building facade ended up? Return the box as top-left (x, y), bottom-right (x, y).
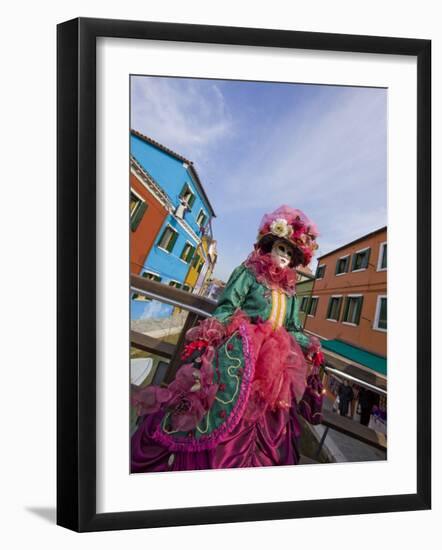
top-left (130, 131), bottom-right (216, 320)
top-left (130, 163), bottom-right (169, 275)
top-left (295, 267), bottom-right (315, 327)
top-left (304, 227), bottom-right (387, 423)
top-left (186, 235), bottom-right (218, 296)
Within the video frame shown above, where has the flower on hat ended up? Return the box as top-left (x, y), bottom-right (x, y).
top-left (270, 218), bottom-right (294, 239)
top-left (256, 205), bottom-right (319, 267)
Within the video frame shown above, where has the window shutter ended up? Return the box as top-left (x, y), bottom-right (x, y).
top-left (355, 297), bottom-right (363, 324)
top-left (343, 297), bottom-right (349, 321)
top-left (130, 201), bottom-right (147, 231)
top-left (337, 297), bottom-right (343, 320)
top-left (382, 245), bottom-right (387, 269)
top-left (158, 227), bottom-right (168, 248)
top-left (351, 254), bottom-right (357, 271)
top-left (189, 193), bottom-right (196, 208)
top-left (327, 298), bottom-right (333, 318)
top-left (187, 246), bottom-right (195, 263)
top-left (363, 248), bottom-right (371, 268)
top-left (167, 230), bottom-right (178, 252)
top-left (335, 260), bottom-right (340, 275)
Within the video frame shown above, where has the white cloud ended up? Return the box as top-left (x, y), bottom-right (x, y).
top-left (131, 77), bottom-right (234, 164)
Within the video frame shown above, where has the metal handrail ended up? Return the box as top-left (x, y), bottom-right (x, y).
top-left (324, 365), bottom-right (387, 395)
top-left (131, 286), bottom-right (214, 318)
top-left (131, 274), bottom-right (217, 315)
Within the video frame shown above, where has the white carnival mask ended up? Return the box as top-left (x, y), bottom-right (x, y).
top-left (271, 239), bottom-right (294, 269)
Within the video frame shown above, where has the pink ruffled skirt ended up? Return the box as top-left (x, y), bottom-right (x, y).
top-left (131, 315), bottom-right (307, 473)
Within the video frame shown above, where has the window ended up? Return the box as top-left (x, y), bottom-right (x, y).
top-left (342, 296), bottom-right (364, 325)
top-left (180, 183), bottom-right (196, 209)
top-left (157, 226), bottom-right (178, 253)
top-left (130, 191), bottom-right (140, 215)
top-left (130, 191), bottom-right (147, 231)
top-left (197, 260), bottom-right (204, 274)
top-left (132, 271), bottom-right (161, 300)
top-left (327, 296), bottom-right (343, 321)
top-left (196, 209), bottom-right (207, 228)
top-left (335, 255), bottom-right (350, 275)
top-left (142, 272), bottom-right (161, 282)
top-left (192, 253), bottom-right (201, 268)
top-left (377, 242), bottom-right (387, 271)
top-left (180, 242), bottom-right (196, 263)
top-left (374, 296), bottom-right (387, 331)
top-left (300, 296), bottom-right (309, 312)
top-left (169, 281), bottom-right (183, 289)
top-left (182, 284), bottom-right (191, 292)
top-left (308, 297), bottom-right (319, 316)
top-left (316, 264), bottom-right (326, 279)
top-left (351, 248), bottom-right (371, 271)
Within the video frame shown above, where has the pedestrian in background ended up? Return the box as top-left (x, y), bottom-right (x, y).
top-left (338, 380), bottom-right (354, 417)
top-left (358, 387), bottom-right (379, 426)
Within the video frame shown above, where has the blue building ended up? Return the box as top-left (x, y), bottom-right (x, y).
top-left (130, 130), bottom-right (216, 320)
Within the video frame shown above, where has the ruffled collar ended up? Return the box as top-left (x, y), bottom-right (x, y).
top-left (244, 250), bottom-right (297, 296)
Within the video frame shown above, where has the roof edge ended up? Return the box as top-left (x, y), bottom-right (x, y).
top-left (318, 226), bottom-right (387, 261)
top-left (131, 129), bottom-right (216, 217)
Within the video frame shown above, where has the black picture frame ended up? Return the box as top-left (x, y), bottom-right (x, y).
top-left (57, 17), bottom-right (431, 532)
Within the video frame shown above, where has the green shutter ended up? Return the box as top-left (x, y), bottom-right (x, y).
top-left (130, 201), bottom-right (147, 231)
top-left (335, 260), bottom-right (340, 275)
top-left (382, 245), bottom-right (387, 269)
top-left (351, 254), bottom-right (357, 271)
top-left (363, 248), bottom-right (371, 268)
top-left (188, 193), bottom-right (196, 208)
top-left (343, 297), bottom-right (350, 321)
top-left (355, 297), bottom-right (363, 324)
top-left (379, 298), bottom-right (387, 329)
top-left (187, 246), bottom-right (195, 263)
top-left (158, 227), bottom-right (168, 248)
top-left (167, 230), bottom-right (178, 252)
top-left (336, 297), bottom-right (343, 320)
top-left (327, 298), bottom-right (333, 318)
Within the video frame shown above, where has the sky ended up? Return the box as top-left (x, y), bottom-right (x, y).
top-left (131, 76), bottom-right (387, 281)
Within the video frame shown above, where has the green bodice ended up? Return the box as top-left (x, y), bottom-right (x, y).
top-left (213, 264), bottom-right (312, 350)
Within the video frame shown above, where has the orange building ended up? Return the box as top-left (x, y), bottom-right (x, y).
top-left (304, 227), bottom-right (387, 408)
top-left (130, 159), bottom-right (169, 274)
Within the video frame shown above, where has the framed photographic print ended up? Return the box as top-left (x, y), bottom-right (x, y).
top-left (57, 17), bottom-right (431, 532)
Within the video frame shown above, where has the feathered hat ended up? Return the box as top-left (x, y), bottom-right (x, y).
top-left (256, 205), bottom-right (319, 267)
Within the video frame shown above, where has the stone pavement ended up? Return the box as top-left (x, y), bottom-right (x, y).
top-left (311, 397), bottom-right (386, 463)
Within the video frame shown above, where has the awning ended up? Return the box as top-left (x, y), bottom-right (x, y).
top-left (321, 339), bottom-right (387, 392)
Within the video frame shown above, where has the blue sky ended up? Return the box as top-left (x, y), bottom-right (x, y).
top-left (131, 76), bottom-right (387, 281)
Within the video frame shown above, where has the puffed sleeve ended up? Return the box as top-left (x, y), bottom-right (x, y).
top-left (212, 264), bottom-right (254, 324)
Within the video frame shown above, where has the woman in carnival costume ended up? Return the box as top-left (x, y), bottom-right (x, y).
top-left (131, 205), bottom-right (325, 472)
